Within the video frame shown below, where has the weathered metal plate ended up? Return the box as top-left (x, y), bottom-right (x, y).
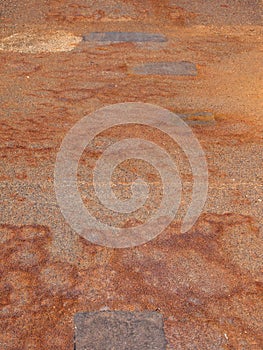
top-left (0, 0), bottom-right (262, 349)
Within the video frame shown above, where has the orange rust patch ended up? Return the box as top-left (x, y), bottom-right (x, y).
top-left (0, 219), bottom-right (262, 348)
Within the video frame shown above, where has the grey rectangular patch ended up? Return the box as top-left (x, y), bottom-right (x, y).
top-left (133, 61), bottom-right (197, 76)
top-left (74, 311), bottom-right (167, 350)
top-left (83, 32), bottom-right (167, 43)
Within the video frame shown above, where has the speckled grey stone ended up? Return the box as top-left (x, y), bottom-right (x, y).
top-left (74, 311), bottom-right (167, 350)
top-left (83, 32), bottom-right (167, 43)
top-left (133, 61), bottom-right (197, 76)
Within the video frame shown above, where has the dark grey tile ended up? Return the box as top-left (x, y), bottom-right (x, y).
top-left (74, 311), bottom-right (167, 350)
top-left (178, 112), bottom-right (216, 125)
top-left (83, 32), bottom-right (167, 43)
top-left (133, 61), bottom-right (197, 76)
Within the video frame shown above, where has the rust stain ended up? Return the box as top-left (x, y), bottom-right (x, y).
top-left (0, 215), bottom-right (262, 348)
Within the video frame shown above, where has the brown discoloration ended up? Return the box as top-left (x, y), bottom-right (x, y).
top-left (0, 0), bottom-right (262, 348)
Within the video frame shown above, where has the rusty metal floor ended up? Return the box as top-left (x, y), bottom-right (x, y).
top-left (0, 1), bottom-right (262, 349)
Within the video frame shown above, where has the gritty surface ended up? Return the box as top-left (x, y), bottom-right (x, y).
top-left (74, 311), bottom-right (167, 349)
top-left (0, 0), bottom-right (262, 349)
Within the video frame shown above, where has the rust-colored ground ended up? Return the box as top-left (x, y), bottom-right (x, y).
top-left (0, 1), bottom-right (262, 349)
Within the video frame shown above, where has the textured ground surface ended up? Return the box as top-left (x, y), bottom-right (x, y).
top-left (0, 1), bottom-right (262, 349)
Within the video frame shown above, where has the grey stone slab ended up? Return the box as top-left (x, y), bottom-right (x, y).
top-left (74, 311), bottom-right (167, 350)
top-left (133, 61), bottom-right (197, 76)
top-left (83, 32), bottom-right (167, 43)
